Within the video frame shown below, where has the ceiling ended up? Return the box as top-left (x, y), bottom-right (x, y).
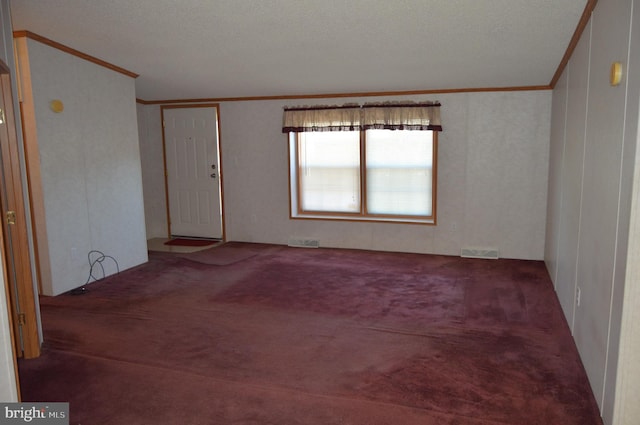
top-left (10, 0), bottom-right (588, 102)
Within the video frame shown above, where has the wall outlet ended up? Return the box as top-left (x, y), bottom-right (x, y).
top-left (576, 286), bottom-right (581, 307)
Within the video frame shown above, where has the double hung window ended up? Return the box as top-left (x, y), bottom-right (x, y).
top-left (284, 102), bottom-right (442, 224)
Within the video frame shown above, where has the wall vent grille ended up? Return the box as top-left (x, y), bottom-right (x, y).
top-left (461, 248), bottom-right (499, 259)
top-left (288, 238), bottom-right (320, 248)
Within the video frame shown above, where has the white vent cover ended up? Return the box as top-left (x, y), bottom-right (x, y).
top-left (461, 248), bottom-right (499, 259)
top-left (288, 238), bottom-right (320, 248)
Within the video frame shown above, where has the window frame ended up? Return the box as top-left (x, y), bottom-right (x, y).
top-left (288, 130), bottom-right (437, 225)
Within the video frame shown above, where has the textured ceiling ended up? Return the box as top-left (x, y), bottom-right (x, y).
top-left (10, 0), bottom-right (588, 101)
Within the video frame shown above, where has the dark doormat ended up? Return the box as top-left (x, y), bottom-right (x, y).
top-left (164, 238), bottom-right (219, 247)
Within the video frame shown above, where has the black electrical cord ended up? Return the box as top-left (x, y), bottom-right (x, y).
top-left (70, 250), bottom-right (119, 295)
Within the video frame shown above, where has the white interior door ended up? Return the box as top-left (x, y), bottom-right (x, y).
top-left (163, 106), bottom-right (222, 239)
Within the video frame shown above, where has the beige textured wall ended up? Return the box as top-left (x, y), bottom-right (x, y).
top-left (612, 0), bottom-right (640, 422)
top-left (24, 39), bottom-right (148, 296)
top-left (139, 90), bottom-right (551, 260)
top-left (137, 103), bottom-right (167, 238)
top-left (545, 0), bottom-right (640, 423)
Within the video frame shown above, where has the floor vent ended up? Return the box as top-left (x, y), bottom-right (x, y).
top-left (288, 238), bottom-right (320, 248)
top-left (461, 248), bottom-right (499, 259)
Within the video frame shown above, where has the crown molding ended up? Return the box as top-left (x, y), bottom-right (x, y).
top-left (13, 30), bottom-right (138, 79)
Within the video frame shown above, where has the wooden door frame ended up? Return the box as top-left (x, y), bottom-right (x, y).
top-left (0, 60), bottom-right (39, 360)
top-left (160, 104), bottom-right (225, 240)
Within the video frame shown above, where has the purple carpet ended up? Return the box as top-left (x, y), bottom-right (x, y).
top-left (19, 242), bottom-right (603, 424)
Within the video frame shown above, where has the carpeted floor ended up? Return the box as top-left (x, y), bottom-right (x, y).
top-left (19, 242), bottom-right (603, 425)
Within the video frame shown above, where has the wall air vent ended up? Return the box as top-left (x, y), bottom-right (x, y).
top-left (461, 247), bottom-right (499, 259)
top-left (288, 238), bottom-right (320, 248)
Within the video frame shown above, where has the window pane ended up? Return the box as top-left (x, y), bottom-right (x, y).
top-left (366, 130), bottom-right (433, 216)
top-left (298, 132), bottom-right (360, 213)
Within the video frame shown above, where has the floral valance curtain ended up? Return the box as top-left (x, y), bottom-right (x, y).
top-left (282, 101), bottom-right (442, 133)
